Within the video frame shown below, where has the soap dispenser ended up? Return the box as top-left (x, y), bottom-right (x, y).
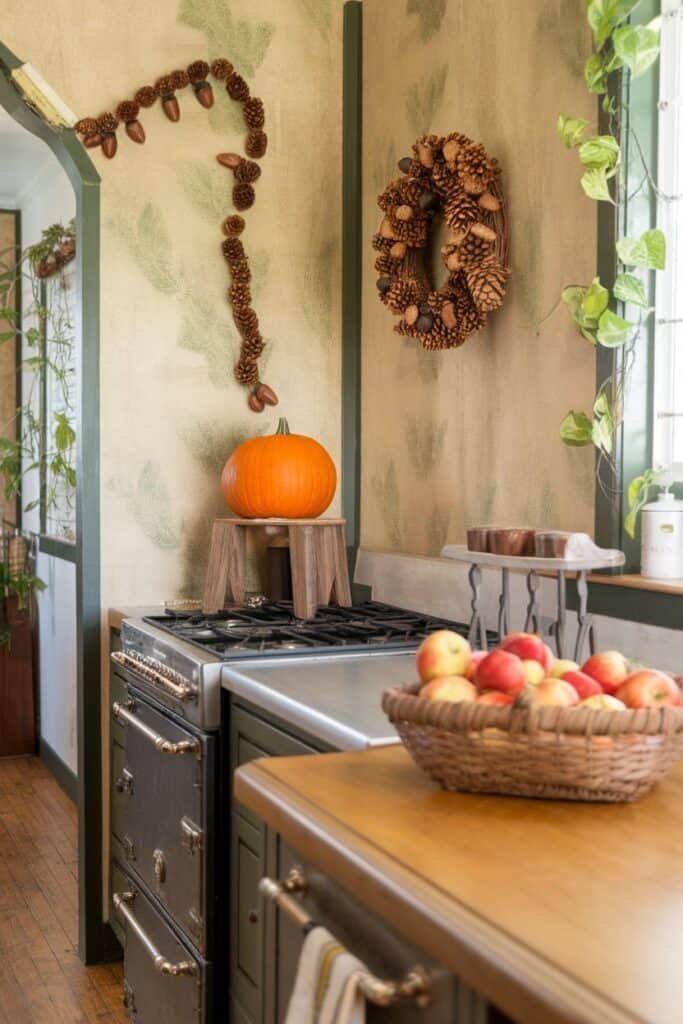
top-left (641, 488), bottom-right (683, 579)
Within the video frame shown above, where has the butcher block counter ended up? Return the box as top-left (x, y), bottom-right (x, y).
top-left (235, 743), bottom-right (683, 1024)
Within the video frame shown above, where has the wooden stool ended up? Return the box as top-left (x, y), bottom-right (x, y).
top-left (202, 518), bottom-right (352, 619)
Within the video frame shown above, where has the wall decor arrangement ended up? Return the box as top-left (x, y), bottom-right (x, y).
top-left (74, 58), bottom-right (275, 411)
top-left (374, 132), bottom-right (510, 351)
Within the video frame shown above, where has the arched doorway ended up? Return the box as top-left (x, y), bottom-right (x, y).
top-left (0, 42), bottom-right (104, 963)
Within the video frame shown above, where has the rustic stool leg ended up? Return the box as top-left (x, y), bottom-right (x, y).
top-left (314, 526), bottom-right (337, 607)
top-left (289, 525), bottom-right (318, 619)
top-left (203, 522), bottom-right (246, 612)
top-left (331, 524), bottom-right (352, 606)
top-left (226, 524), bottom-right (247, 606)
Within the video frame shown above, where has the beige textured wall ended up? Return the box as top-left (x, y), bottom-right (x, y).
top-left (2, 0), bottom-right (343, 605)
top-left (361, 0), bottom-right (597, 556)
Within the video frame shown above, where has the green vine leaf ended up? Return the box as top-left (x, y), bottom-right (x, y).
top-left (624, 467), bottom-right (659, 539)
top-left (579, 135), bottom-right (620, 170)
top-left (54, 411), bottom-right (76, 452)
top-left (557, 114), bottom-right (589, 149)
top-left (581, 166), bottom-right (613, 202)
top-left (613, 21), bottom-right (661, 78)
top-left (584, 52), bottom-right (609, 93)
top-left (560, 410), bottom-right (593, 446)
top-left (596, 309), bottom-right (634, 347)
top-left (613, 272), bottom-right (648, 308)
top-left (583, 278), bottom-right (610, 320)
top-left (587, 0), bottom-right (641, 50)
top-left (616, 228), bottom-right (666, 270)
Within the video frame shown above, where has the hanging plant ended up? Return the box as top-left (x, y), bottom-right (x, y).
top-left (554, 1), bottom-right (664, 537)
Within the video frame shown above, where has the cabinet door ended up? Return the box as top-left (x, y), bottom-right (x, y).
top-left (231, 811), bottom-right (266, 1022)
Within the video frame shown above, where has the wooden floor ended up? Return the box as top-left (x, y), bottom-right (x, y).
top-left (0, 756), bottom-right (127, 1022)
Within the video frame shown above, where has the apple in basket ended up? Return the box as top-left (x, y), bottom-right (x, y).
top-left (550, 658), bottom-right (580, 679)
top-left (616, 670), bottom-right (682, 709)
top-left (529, 679), bottom-right (579, 707)
top-left (501, 632), bottom-right (554, 672)
top-left (476, 691), bottom-right (515, 706)
top-left (580, 694), bottom-right (627, 711)
top-left (419, 676), bottom-right (476, 703)
top-left (465, 650), bottom-right (488, 681)
top-left (416, 630), bottom-right (471, 683)
top-left (520, 659), bottom-right (545, 687)
top-left (475, 649), bottom-right (526, 697)
top-left (561, 670), bottom-right (603, 701)
top-left (581, 650), bottom-right (630, 695)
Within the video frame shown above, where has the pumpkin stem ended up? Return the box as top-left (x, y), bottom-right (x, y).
top-left (276, 417), bottom-right (290, 436)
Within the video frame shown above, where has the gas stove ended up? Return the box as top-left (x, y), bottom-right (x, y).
top-left (116, 601), bottom-right (490, 730)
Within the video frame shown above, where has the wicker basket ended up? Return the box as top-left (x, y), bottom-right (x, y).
top-left (382, 682), bottom-right (683, 803)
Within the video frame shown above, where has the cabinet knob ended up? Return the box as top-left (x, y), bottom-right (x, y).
top-left (248, 908), bottom-right (259, 924)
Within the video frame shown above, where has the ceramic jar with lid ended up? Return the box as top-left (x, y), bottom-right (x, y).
top-left (641, 491), bottom-right (683, 579)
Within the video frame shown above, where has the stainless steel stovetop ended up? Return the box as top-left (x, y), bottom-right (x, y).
top-left (117, 601), bottom-right (485, 730)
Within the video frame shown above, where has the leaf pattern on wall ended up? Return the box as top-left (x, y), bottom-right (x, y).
top-left (178, 285), bottom-right (237, 388)
top-left (110, 461), bottom-right (181, 550)
top-left (297, 0), bottom-right (332, 37)
top-left (405, 416), bottom-right (448, 479)
top-left (371, 461), bottom-right (403, 550)
top-left (513, 216), bottom-right (543, 330)
top-left (177, 0), bottom-right (275, 78)
top-left (180, 418), bottom-right (266, 476)
top-left (536, 0), bottom-right (589, 79)
top-left (177, 162), bottom-right (233, 225)
top-left (414, 346), bottom-right (443, 383)
top-left (373, 140), bottom-right (398, 194)
top-left (406, 0), bottom-right (447, 43)
top-left (405, 64), bottom-right (448, 135)
top-left (300, 238), bottom-right (336, 346)
top-left (427, 504), bottom-right (451, 554)
top-left (111, 203), bottom-right (180, 295)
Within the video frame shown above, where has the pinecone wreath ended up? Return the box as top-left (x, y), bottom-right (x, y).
top-left (375, 132), bottom-right (510, 351)
top-left (74, 57), bottom-right (275, 411)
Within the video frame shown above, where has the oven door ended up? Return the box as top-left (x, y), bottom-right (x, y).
top-left (112, 862), bottom-right (210, 1024)
top-left (112, 689), bottom-right (214, 956)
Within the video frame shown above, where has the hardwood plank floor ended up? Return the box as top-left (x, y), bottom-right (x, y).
top-left (0, 757), bottom-right (127, 1023)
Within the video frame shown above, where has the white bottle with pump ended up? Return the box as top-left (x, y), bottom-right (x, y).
top-left (641, 488), bottom-right (683, 579)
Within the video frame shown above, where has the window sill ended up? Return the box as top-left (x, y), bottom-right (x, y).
top-left (587, 573), bottom-right (683, 597)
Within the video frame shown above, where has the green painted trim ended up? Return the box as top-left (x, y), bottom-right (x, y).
top-left (39, 534), bottom-right (77, 561)
top-left (568, 578), bottom-right (683, 632)
top-left (0, 44), bottom-right (104, 964)
top-left (342, 1), bottom-right (363, 597)
top-left (39, 736), bottom-right (78, 802)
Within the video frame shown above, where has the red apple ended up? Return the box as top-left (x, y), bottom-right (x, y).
top-left (465, 650), bottom-right (488, 682)
top-left (581, 651), bottom-right (630, 695)
top-left (529, 678), bottom-right (579, 707)
top-left (543, 643), bottom-right (556, 674)
top-left (419, 675), bottom-right (477, 703)
top-left (580, 694), bottom-right (627, 711)
top-left (416, 630), bottom-right (471, 684)
top-left (520, 659), bottom-right (545, 686)
top-left (476, 690), bottom-right (515, 706)
top-left (475, 649), bottom-right (526, 697)
top-left (616, 670), bottom-right (682, 709)
top-left (562, 670), bottom-right (603, 701)
top-left (550, 658), bottom-right (579, 679)
top-left (502, 633), bottom-right (552, 671)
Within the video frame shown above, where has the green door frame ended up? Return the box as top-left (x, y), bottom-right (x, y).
top-left (0, 44), bottom-right (107, 963)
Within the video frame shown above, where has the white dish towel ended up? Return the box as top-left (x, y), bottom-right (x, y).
top-left (284, 925), bottom-right (366, 1024)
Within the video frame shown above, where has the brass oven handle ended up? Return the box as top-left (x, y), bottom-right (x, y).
top-left (111, 650), bottom-right (197, 703)
top-left (112, 701), bottom-right (200, 757)
top-left (259, 869), bottom-right (431, 1008)
top-left (113, 892), bottom-right (197, 977)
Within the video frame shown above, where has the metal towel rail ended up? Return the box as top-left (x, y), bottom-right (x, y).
top-left (258, 868), bottom-right (431, 1008)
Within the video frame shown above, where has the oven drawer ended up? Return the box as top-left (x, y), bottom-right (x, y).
top-left (111, 861), bottom-right (210, 1024)
top-left (113, 691), bottom-right (214, 956)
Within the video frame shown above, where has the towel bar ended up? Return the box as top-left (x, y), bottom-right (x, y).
top-left (259, 868), bottom-right (432, 1008)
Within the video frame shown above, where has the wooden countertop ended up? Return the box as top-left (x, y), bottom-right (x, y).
top-left (235, 745), bottom-right (683, 1024)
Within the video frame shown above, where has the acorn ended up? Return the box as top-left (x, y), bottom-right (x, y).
top-left (256, 382), bottom-right (278, 406)
top-left (377, 276), bottom-right (392, 293)
top-left (188, 60), bottom-right (213, 107)
top-left (101, 134), bottom-right (118, 158)
top-left (193, 81), bottom-right (214, 107)
top-left (418, 191), bottom-right (439, 212)
top-left (248, 391), bottom-right (265, 413)
top-left (217, 152), bottom-right (242, 170)
top-left (83, 134), bottom-right (102, 149)
top-left (416, 312), bottom-right (434, 333)
top-left (96, 113), bottom-right (118, 158)
top-left (116, 101), bottom-right (145, 144)
top-left (398, 156), bottom-right (413, 173)
top-left (156, 76), bottom-right (179, 121)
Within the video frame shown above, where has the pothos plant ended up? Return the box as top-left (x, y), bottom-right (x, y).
top-left (555, 0), bottom-right (664, 540)
top-left (0, 221), bottom-right (77, 616)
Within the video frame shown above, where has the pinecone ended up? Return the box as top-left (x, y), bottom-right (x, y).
top-left (457, 142), bottom-right (496, 195)
top-left (222, 238), bottom-right (245, 262)
top-left (241, 334), bottom-right (265, 359)
top-left (228, 282), bottom-right (252, 307)
top-left (235, 358), bottom-right (259, 387)
top-left (431, 159), bottom-right (461, 197)
top-left (230, 259), bottom-right (252, 284)
top-left (450, 276), bottom-right (488, 336)
top-left (187, 60), bottom-right (210, 84)
top-left (443, 188), bottom-right (480, 234)
top-left (155, 75), bottom-right (174, 98)
top-left (211, 58), bottom-right (233, 80)
top-left (372, 234), bottom-right (393, 253)
top-left (226, 72), bottom-right (250, 101)
top-left (135, 85), bottom-right (158, 108)
top-left (234, 307), bottom-right (259, 334)
top-left (74, 117), bottom-right (98, 137)
top-left (421, 318), bottom-right (459, 351)
top-left (116, 100), bottom-right (139, 124)
top-left (170, 69), bottom-right (190, 90)
top-left (412, 133), bottom-right (440, 169)
top-left (389, 215), bottom-right (429, 247)
top-left (398, 157), bottom-right (431, 180)
top-left (245, 130), bottom-right (268, 159)
top-left (465, 256), bottom-right (510, 313)
top-left (223, 214), bottom-right (246, 237)
top-left (243, 97), bottom-right (265, 129)
top-left (97, 112), bottom-right (118, 133)
top-left (233, 183), bottom-right (255, 210)
top-left (459, 231), bottom-right (494, 268)
top-left (235, 160), bottom-right (261, 184)
top-left (383, 280), bottom-right (419, 315)
top-left (375, 253), bottom-right (400, 276)
top-left (440, 132), bottom-right (472, 165)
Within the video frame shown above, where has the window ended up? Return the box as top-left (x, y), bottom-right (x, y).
top-left (652, 0), bottom-right (683, 470)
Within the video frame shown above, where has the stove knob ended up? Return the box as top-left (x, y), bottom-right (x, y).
top-left (153, 849), bottom-right (167, 885)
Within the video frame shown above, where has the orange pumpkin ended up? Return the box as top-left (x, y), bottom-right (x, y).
top-left (221, 417), bottom-right (337, 518)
